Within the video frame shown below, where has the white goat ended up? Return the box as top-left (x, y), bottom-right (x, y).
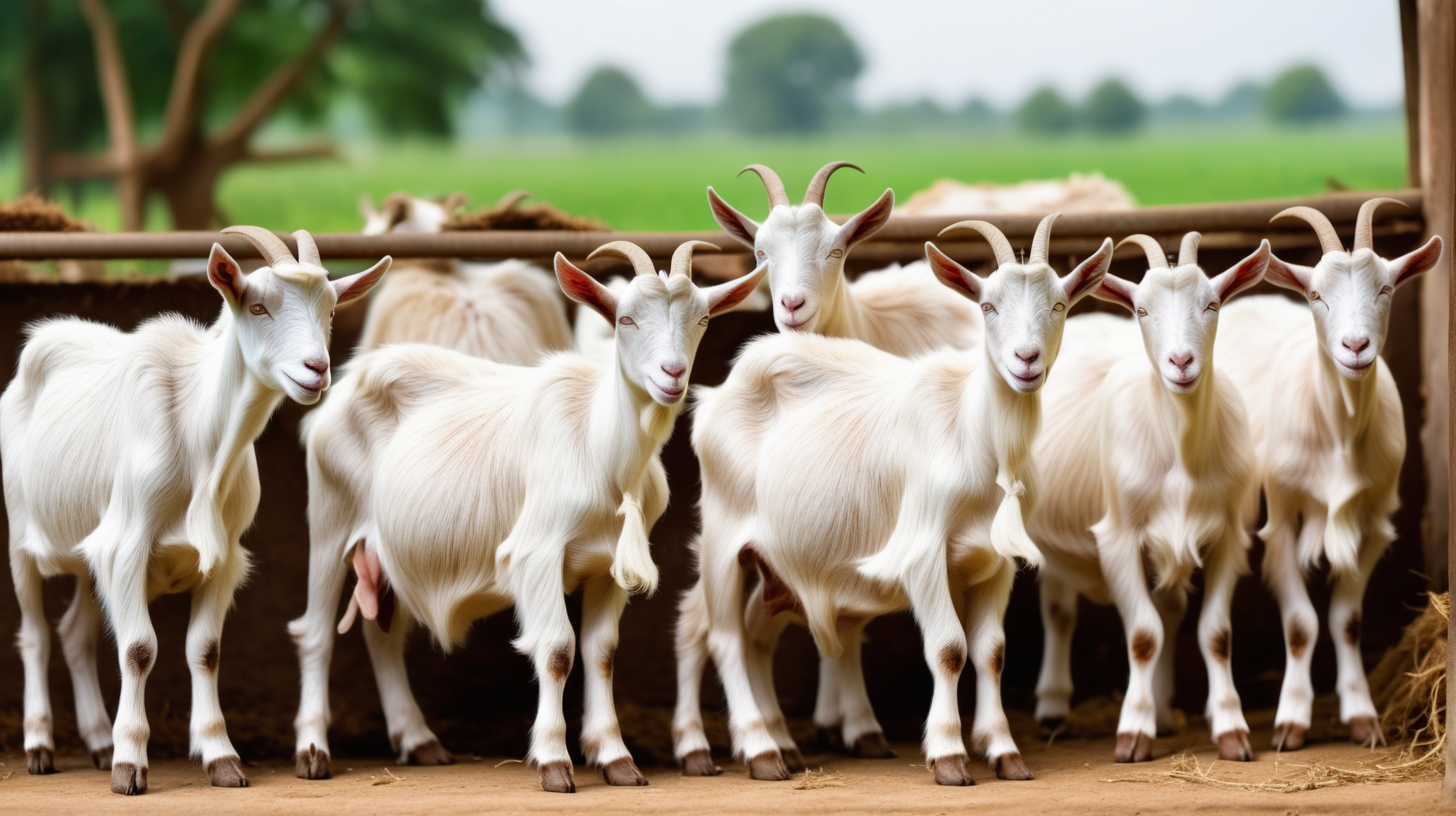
top-left (676, 163), bottom-right (985, 771)
top-left (1214, 200), bottom-right (1443, 751)
top-left (1031, 233), bottom-right (1270, 763)
top-left (290, 241), bottom-right (764, 792)
top-left (682, 217), bottom-right (1112, 784)
top-left (3, 227), bottom-right (387, 795)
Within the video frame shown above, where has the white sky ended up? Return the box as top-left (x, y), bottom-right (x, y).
top-left (491, 0), bottom-right (1405, 108)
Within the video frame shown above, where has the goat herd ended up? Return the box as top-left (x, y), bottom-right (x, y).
top-left (0, 163), bottom-right (1445, 796)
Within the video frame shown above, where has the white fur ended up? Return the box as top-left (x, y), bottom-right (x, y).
top-left (3, 233), bottom-right (385, 793)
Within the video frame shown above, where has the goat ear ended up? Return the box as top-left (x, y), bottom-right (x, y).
top-left (1063, 238), bottom-right (1114, 304)
top-left (1388, 235), bottom-right (1443, 289)
top-left (555, 253), bottom-right (618, 323)
top-left (1093, 274), bottom-right (1139, 313)
top-left (925, 242), bottom-right (982, 302)
top-left (704, 262), bottom-right (770, 317)
top-left (334, 256), bottom-right (391, 307)
top-left (838, 188), bottom-right (894, 249)
top-left (1212, 239), bottom-right (1270, 303)
top-left (207, 243), bottom-right (246, 305)
top-left (1263, 252), bottom-right (1313, 294)
top-left (707, 187), bottom-right (759, 249)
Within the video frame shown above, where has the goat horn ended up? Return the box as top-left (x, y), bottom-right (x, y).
top-left (292, 230), bottom-right (322, 267)
top-left (589, 241), bottom-right (658, 277)
top-left (939, 220), bottom-right (1016, 268)
top-left (738, 165), bottom-right (790, 209)
top-left (1029, 212), bottom-right (1060, 265)
top-left (1354, 197), bottom-right (1408, 252)
top-left (1178, 232), bottom-right (1201, 267)
top-left (1271, 206), bottom-right (1344, 255)
top-left (669, 240), bottom-right (720, 279)
top-left (803, 161), bottom-right (864, 209)
top-left (222, 225), bottom-right (295, 267)
top-left (1117, 234), bottom-right (1170, 269)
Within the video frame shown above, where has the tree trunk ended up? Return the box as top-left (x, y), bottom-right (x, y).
top-left (150, 138), bottom-right (239, 230)
top-left (19, 1), bottom-right (48, 196)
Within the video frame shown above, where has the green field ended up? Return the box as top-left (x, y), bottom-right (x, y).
top-left (3, 125), bottom-right (1408, 234)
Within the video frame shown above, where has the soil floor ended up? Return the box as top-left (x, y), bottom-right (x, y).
top-left (1, 725), bottom-right (1450, 815)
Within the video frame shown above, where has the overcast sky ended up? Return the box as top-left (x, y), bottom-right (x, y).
top-left (491, 0), bottom-right (1405, 109)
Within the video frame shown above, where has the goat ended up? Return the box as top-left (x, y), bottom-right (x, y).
top-left (1214, 200), bottom-right (1443, 751)
top-left (1031, 233), bottom-right (1271, 763)
top-left (682, 216), bottom-right (1112, 784)
top-left (290, 241), bottom-right (765, 793)
top-left (3, 227), bottom-right (387, 794)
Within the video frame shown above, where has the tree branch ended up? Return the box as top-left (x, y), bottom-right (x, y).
top-left (241, 140), bottom-right (339, 163)
top-left (47, 153), bottom-right (123, 182)
top-left (77, 0), bottom-right (144, 229)
top-left (213, 0), bottom-right (362, 153)
top-left (152, 0), bottom-right (247, 173)
top-left (158, 0), bottom-right (193, 39)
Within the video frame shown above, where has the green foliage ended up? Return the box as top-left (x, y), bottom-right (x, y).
top-left (723, 14), bottom-right (863, 135)
top-left (1082, 79), bottom-right (1145, 134)
top-left (1017, 87), bottom-right (1076, 135)
top-left (1216, 81), bottom-right (1264, 118)
top-left (1264, 65), bottom-right (1344, 124)
top-left (565, 67), bottom-right (651, 137)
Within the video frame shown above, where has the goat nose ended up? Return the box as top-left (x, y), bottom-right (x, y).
top-left (303, 358), bottom-right (329, 375)
top-left (780, 294), bottom-right (805, 312)
top-left (1343, 336), bottom-right (1370, 354)
top-left (1015, 347), bottom-right (1039, 364)
top-left (1169, 351), bottom-right (1193, 369)
top-left (661, 362), bottom-right (685, 378)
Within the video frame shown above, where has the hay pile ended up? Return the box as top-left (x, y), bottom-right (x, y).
top-left (445, 190), bottom-right (609, 232)
top-left (0, 194), bottom-right (89, 233)
top-left (1370, 591), bottom-right (1448, 756)
top-left (1106, 747), bottom-right (1441, 792)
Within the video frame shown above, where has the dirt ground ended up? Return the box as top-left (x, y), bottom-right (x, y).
top-left (2, 722), bottom-right (1449, 816)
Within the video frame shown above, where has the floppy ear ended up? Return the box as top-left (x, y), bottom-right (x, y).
top-left (1263, 252), bottom-right (1313, 294)
top-left (207, 243), bottom-right (246, 306)
top-left (1093, 274), bottom-right (1139, 313)
top-left (1211, 240), bottom-right (1269, 303)
top-left (838, 188), bottom-right (895, 249)
top-left (555, 253), bottom-right (618, 323)
top-left (703, 262), bottom-right (770, 317)
top-left (1063, 238), bottom-right (1114, 304)
top-left (1388, 234), bottom-right (1443, 289)
top-left (925, 242), bottom-right (982, 302)
top-left (334, 256), bottom-right (392, 307)
top-left (707, 187), bottom-right (759, 249)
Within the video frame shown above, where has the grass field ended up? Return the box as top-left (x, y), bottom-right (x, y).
top-left (2, 124), bottom-right (1408, 234)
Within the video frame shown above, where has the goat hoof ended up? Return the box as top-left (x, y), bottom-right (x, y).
top-left (930, 754), bottom-right (975, 786)
top-left (27, 746), bottom-right (55, 775)
top-left (994, 752), bottom-right (1034, 780)
top-left (538, 760), bottom-right (575, 793)
top-left (1272, 722), bottom-right (1306, 751)
top-left (681, 749), bottom-right (722, 777)
top-left (851, 732), bottom-right (897, 759)
top-left (1035, 717), bottom-right (1066, 739)
top-left (781, 748), bottom-right (806, 773)
top-left (407, 739), bottom-right (454, 766)
top-left (111, 762), bottom-right (148, 795)
top-left (602, 757), bottom-right (649, 786)
top-left (1114, 732), bottom-right (1154, 763)
top-left (748, 751), bottom-right (791, 781)
top-left (1216, 730), bottom-right (1253, 762)
top-left (207, 755), bottom-right (249, 787)
top-left (91, 745), bottom-right (114, 771)
top-left (296, 744), bottom-right (331, 779)
top-left (817, 726), bottom-right (846, 753)
top-left (1349, 716), bottom-right (1385, 749)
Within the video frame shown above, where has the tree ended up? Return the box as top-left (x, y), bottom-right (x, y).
top-left (1264, 65), bottom-right (1344, 125)
top-left (723, 14), bottom-right (863, 135)
top-left (564, 66), bottom-right (651, 137)
top-left (1016, 87), bottom-right (1076, 135)
top-left (0, 0), bottom-right (522, 230)
top-left (1215, 81), bottom-right (1263, 119)
top-left (1082, 79), bottom-right (1145, 134)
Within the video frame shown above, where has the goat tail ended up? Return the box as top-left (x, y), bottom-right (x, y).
top-left (990, 473), bottom-right (1044, 570)
top-left (611, 491), bottom-right (660, 596)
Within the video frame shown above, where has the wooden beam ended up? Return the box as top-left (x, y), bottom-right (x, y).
top-left (1402, 0), bottom-right (1422, 188)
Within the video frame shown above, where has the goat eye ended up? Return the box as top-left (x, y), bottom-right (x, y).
top-left (698, 315), bottom-right (710, 327)
top-left (618, 316), bottom-right (635, 327)
top-left (1379, 285), bottom-right (1393, 296)
top-left (1136, 307), bottom-right (1148, 317)
top-left (1310, 291), bottom-right (1322, 302)
top-left (981, 303), bottom-right (996, 314)
top-left (1206, 302), bottom-right (1218, 312)
top-left (756, 250), bottom-right (765, 258)
top-left (249, 304), bottom-right (268, 316)
top-left (1052, 302), bottom-right (1066, 313)
top-left (828, 248), bottom-right (844, 259)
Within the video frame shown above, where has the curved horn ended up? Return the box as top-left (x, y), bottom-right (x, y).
top-left (1178, 232), bottom-right (1201, 267)
top-left (669, 240), bottom-right (720, 279)
top-left (1117, 234), bottom-right (1170, 269)
top-left (1028, 212), bottom-right (1060, 265)
top-left (1271, 206), bottom-right (1343, 255)
top-left (222, 225), bottom-right (295, 267)
top-left (589, 241), bottom-right (658, 277)
top-left (292, 230), bottom-right (322, 267)
top-left (737, 165), bottom-right (790, 209)
top-left (939, 220), bottom-right (1016, 268)
top-left (803, 161), bottom-right (864, 209)
top-left (1354, 197), bottom-right (1409, 252)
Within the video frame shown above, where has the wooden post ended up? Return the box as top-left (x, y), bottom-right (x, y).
top-left (1402, 0), bottom-right (1423, 188)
